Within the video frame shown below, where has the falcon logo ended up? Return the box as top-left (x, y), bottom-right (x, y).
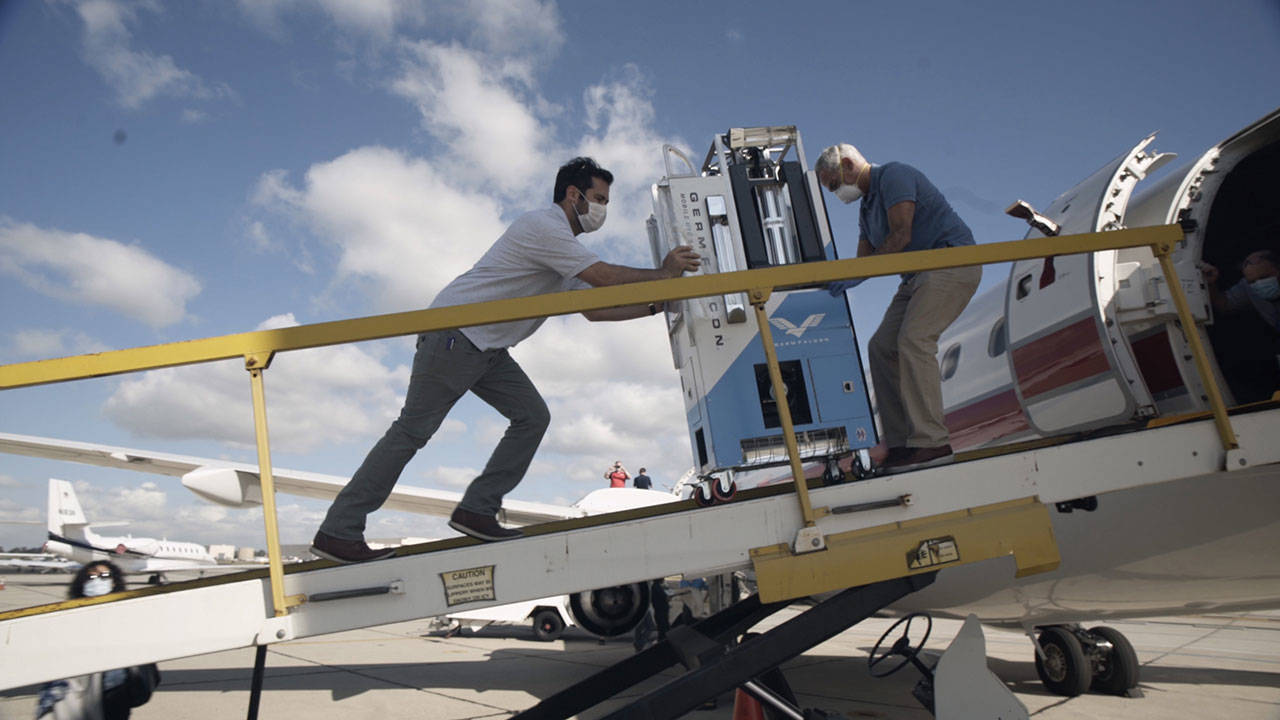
top-left (770, 314), bottom-right (826, 338)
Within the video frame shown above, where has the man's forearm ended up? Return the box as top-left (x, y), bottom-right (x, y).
top-left (582, 262), bottom-right (674, 286)
top-left (875, 230), bottom-right (912, 255)
top-left (583, 303), bottom-right (660, 322)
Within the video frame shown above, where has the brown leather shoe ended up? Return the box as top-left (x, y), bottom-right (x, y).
top-left (882, 446), bottom-right (911, 465)
top-left (883, 444), bottom-right (955, 473)
top-left (310, 531), bottom-right (396, 564)
top-left (448, 508), bottom-right (523, 542)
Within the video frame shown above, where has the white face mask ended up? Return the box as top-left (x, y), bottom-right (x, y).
top-left (574, 187), bottom-right (607, 233)
top-left (83, 577), bottom-right (112, 597)
top-left (834, 182), bottom-right (863, 204)
top-left (833, 161), bottom-right (868, 204)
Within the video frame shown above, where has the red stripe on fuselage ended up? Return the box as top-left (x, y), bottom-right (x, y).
top-left (945, 388), bottom-right (1028, 451)
top-left (1011, 316), bottom-right (1110, 400)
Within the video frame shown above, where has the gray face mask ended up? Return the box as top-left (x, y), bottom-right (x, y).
top-left (83, 577), bottom-right (112, 597)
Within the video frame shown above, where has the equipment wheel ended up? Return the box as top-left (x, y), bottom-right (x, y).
top-left (852, 449), bottom-right (874, 480)
top-left (1035, 626), bottom-right (1093, 696)
top-left (868, 612), bottom-right (932, 678)
top-left (693, 481), bottom-right (715, 507)
top-left (532, 608), bottom-right (565, 641)
top-left (821, 459), bottom-right (846, 486)
top-left (1088, 626), bottom-right (1139, 695)
top-left (711, 476), bottom-right (736, 502)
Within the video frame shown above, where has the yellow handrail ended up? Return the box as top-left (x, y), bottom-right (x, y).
top-left (3, 223), bottom-right (1228, 616)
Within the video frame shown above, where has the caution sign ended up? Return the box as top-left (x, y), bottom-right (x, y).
top-left (440, 565), bottom-right (496, 606)
top-left (907, 536), bottom-right (960, 570)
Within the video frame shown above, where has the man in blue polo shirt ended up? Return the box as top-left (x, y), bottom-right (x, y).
top-left (816, 143), bottom-right (981, 472)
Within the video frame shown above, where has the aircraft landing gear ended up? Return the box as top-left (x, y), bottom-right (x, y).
top-left (1033, 624), bottom-right (1141, 697)
top-left (531, 607), bottom-right (566, 642)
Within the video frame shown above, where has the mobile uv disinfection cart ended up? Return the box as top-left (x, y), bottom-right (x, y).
top-left (647, 126), bottom-right (878, 500)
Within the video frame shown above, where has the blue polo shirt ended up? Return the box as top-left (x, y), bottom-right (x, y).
top-left (859, 162), bottom-right (974, 279)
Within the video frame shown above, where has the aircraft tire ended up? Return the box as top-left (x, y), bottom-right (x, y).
top-left (1088, 626), bottom-right (1140, 695)
top-left (1035, 626), bottom-right (1092, 697)
top-left (532, 608), bottom-right (565, 642)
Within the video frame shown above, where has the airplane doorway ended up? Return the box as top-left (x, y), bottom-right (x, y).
top-left (1200, 139), bottom-right (1280, 404)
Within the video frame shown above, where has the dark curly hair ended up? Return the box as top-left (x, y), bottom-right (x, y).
top-left (553, 156), bottom-right (613, 203)
top-left (69, 559), bottom-right (127, 599)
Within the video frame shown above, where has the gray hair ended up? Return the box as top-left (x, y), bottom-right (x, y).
top-left (815, 143), bottom-right (867, 177)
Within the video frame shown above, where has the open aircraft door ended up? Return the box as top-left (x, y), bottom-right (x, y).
top-left (1005, 134), bottom-right (1174, 435)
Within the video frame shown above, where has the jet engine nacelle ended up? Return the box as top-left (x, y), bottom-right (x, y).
top-left (568, 582), bottom-right (652, 637)
top-left (181, 467), bottom-right (262, 508)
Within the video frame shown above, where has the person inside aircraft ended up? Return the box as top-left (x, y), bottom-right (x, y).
top-left (816, 144), bottom-right (980, 472)
top-left (35, 561), bottom-right (160, 719)
top-left (1200, 249), bottom-right (1280, 401)
top-left (312, 157), bottom-right (701, 561)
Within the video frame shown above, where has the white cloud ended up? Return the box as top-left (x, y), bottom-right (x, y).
top-left (0, 498), bottom-right (40, 524)
top-left (392, 41), bottom-right (554, 195)
top-left (9, 329), bottom-right (111, 359)
top-left (0, 219), bottom-right (201, 328)
top-left (253, 147), bottom-right (507, 311)
top-left (423, 465), bottom-right (479, 488)
top-left (0, 474), bottom-right (23, 489)
top-left (74, 0), bottom-right (233, 109)
top-left (461, 0), bottom-right (563, 61)
top-left (101, 314), bottom-right (409, 452)
top-left (575, 66), bottom-right (691, 265)
top-left (237, 0), bottom-right (426, 41)
top-left (237, 7), bottom-right (700, 503)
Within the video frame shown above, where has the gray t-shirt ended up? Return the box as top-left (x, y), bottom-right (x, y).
top-left (430, 206), bottom-right (601, 350)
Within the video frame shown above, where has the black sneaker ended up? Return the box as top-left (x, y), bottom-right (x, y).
top-left (310, 531), bottom-right (396, 564)
top-left (448, 508), bottom-right (523, 542)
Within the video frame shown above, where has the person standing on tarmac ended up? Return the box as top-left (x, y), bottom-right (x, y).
top-left (632, 467), bottom-right (652, 489)
top-left (312, 157), bottom-right (701, 562)
top-left (816, 143), bottom-right (980, 473)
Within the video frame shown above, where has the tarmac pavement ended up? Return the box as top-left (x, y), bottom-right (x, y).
top-left (1, 572), bottom-right (1277, 719)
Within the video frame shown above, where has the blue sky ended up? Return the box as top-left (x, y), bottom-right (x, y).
top-left (1, 0), bottom-right (1277, 551)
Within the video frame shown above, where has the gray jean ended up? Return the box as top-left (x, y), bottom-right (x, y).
top-left (319, 329), bottom-right (550, 540)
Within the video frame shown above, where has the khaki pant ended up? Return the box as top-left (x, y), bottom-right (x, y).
top-left (868, 265), bottom-right (981, 448)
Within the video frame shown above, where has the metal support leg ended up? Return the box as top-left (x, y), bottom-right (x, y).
top-left (750, 290), bottom-right (824, 534)
top-left (602, 573), bottom-right (937, 720)
top-left (246, 644), bottom-right (267, 720)
top-left (245, 354), bottom-right (303, 616)
top-left (511, 594), bottom-right (791, 720)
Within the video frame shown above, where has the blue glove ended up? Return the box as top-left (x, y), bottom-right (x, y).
top-left (826, 277), bottom-right (866, 296)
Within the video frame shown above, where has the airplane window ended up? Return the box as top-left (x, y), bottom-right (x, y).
top-left (988, 318), bottom-right (1007, 357)
top-left (940, 344), bottom-right (961, 381)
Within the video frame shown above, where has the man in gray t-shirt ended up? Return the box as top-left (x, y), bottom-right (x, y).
top-left (313, 157), bottom-right (701, 561)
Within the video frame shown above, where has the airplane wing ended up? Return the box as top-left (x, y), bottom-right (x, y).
top-left (0, 432), bottom-right (582, 526)
top-left (0, 553), bottom-right (78, 571)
